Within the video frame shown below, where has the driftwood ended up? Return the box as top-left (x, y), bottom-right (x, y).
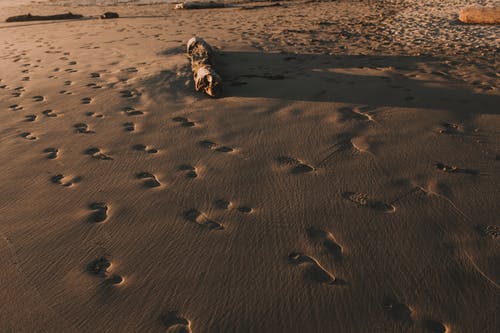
top-left (101, 12), bottom-right (119, 19)
top-left (187, 37), bottom-right (222, 98)
top-left (459, 6), bottom-right (500, 24)
top-left (175, 2), bottom-right (226, 10)
top-left (6, 12), bottom-right (83, 23)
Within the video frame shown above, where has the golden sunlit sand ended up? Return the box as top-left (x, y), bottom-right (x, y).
top-left (0, 0), bottom-right (498, 332)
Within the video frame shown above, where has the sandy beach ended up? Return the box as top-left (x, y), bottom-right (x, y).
top-left (0, 0), bottom-right (498, 332)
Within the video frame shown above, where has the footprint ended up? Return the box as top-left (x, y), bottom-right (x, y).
top-left (422, 319), bottom-right (447, 333)
top-left (199, 140), bottom-right (217, 149)
top-left (237, 206), bottom-right (253, 213)
top-left (172, 117), bottom-right (195, 127)
top-left (85, 111), bottom-right (103, 118)
top-left (214, 199), bottom-right (231, 210)
top-left (106, 274), bottom-right (124, 285)
top-left (74, 123), bottom-right (94, 133)
top-left (25, 114), bottom-right (37, 122)
top-left (87, 257), bottom-right (111, 276)
top-left (42, 109), bottom-right (58, 117)
top-left (177, 164), bottom-right (197, 178)
top-left (162, 311), bottom-right (191, 333)
top-left (85, 147), bottom-right (113, 160)
top-left (276, 156), bottom-right (315, 174)
top-left (19, 132), bottom-right (37, 140)
top-left (435, 162), bottom-right (478, 175)
top-left (199, 140), bottom-right (234, 153)
top-left (90, 72), bottom-right (100, 78)
top-left (51, 174), bottom-right (82, 187)
top-left (474, 224), bottom-right (499, 238)
top-left (123, 106), bottom-right (144, 116)
top-left (133, 144), bottom-right (158, 154)
top-left (184, 209), bottom-right (223, 230)
top-left (81, 97), bottom-right (92, 104)
top-left (341, 192), bottom-right (395, 213)
top-left (123, 67), bottom-right (138, 73)
top-left (88, 202), bottom-right (109, 223)
top-left (44, 147), bottom-right (58, 159)
top-left (124, 122), bottom-right (135, 132)
top-left (9, 104), bottom-right (23, 111)
top-left (437, 122), bottom-right (462, 134)
top-left (306, 227), bottom-right (343, 262)
top-left (120, 89), bottom-right (139, 98)
top-left (382, 298), bottom-right (413, 325)
top-left (337, 106), bottom-right (370, 122)
top-left (215, 146), bottom-right (234, 153)
top-left (136, 172), bottom-right (161, 188)
top-left (288, 252), bottom-right (343, 285)
top-left (33, 95), bottom-right (44, 102)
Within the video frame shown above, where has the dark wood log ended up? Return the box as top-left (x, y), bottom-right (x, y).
top-left (175, 2), bottom-right (226, 10)
top-left (6, 12), bottom-right (83, 23)
top-left (101, 12), bottom-right (119, 19)
top-left (187, 37), bottom-right (222, 98)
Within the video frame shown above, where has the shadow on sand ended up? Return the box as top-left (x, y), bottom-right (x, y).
top-left (145, 48), bottom-right (499, 118)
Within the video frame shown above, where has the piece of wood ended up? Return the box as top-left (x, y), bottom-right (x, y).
top-left (175, 2), bottom-right (226, 10)
top-left (101, 12), bottom-right (119, 19)
top-left (6, 12), bottom-right (83, 23)
top-left (187, 37), bottom-right (222, 98)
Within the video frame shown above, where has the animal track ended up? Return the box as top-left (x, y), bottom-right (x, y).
top-left (33, 95), bottom-right (44, 102)
top-left (435, 162), bottom-right (478, 175)
top-left (341, 192), bottom-right (395, 213)
top-left (88, 202), bottom-right (109, 223)
top-left (288, 252), bottom-right (343, 285)
top-left (44, 147), bottom-right (58, 159)
top-left (85, 147), bottom-right (113, 160)
top-left (276, 156), bottom-right (315, 174)
top-left (162, 311), bottom-right (191, 333)
top-left (177, 164), bottom-right (197, 178)
top-left (199, 140), bottom-right (234, 153)
top-left (306, 227), bottom-right (343, 262)
top-left (184, 209), bottom-right (223, 230)
top-left (19, 132), bottom-right (37, 140)
top-left (42, 109), bottom-right (57, 117)
top-left (51, 174), bottom-right (82, 187)
top-left (25, 114), bottom-right (37, 122)
top-left (133, 144), bottom-right (158, 154)
top-left (382, 298), bottom-right (413, 325)
top-left (124, 122), bottom-right (135, 132)
top-left (172, 117), bottom-right (195, 127)
top-left (136, 172), bottom-right (161, 188)
top-left (122, 106), bottom-right (144, 116)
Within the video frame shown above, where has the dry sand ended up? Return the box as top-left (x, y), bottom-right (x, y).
top-left (0, 0), bottom-right (499, 332)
